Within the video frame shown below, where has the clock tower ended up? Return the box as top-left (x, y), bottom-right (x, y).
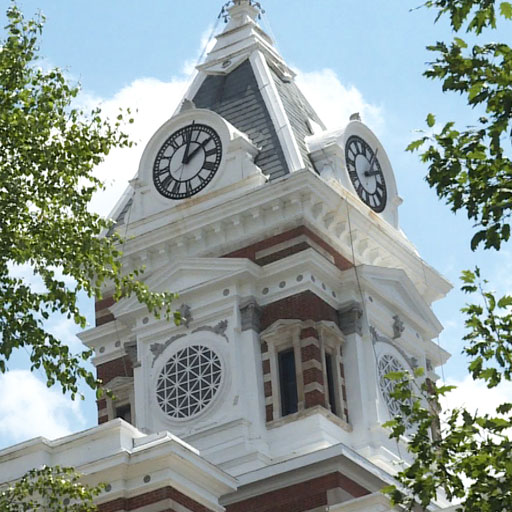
top-left (0, 2), bottom-right (452, 511)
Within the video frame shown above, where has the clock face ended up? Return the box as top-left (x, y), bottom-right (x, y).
top-left (345, 135), bottom-right (387, 213)
top-left (153, 122), bottom-right (222, 200)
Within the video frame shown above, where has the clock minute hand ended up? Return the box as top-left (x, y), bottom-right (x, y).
top-left (185, 137), bottom-right (211, 164)
top-left (182, 122), bottom-right (195, 164)
top-left (364, 147), bottom-right (379, 177)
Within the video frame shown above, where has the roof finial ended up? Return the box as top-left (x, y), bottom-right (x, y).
top-left (219, 0), bottom-right (265, 24)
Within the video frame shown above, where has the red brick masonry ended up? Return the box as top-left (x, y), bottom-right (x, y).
top-left (225, 472), bottom-right (370, 512)
top-left (224, 226), bottom-right (353, 271)
top-left (98, 486), bottom-right (213, 512)
top-left (260, 291), bottom-right (338, 331)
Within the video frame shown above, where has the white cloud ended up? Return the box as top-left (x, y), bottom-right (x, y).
top-left (295, 68), bottom-right (384, 132)
top-left (46, 315), bottom-right (83, 352)
top-left (85, 25), bottom-right (218, 218)
top-left (441, 374), bottom-right (512, 418)
top-left (86, 77), bottom-right (191, 217)
top-left (0, 371), bottom-right (85, 447)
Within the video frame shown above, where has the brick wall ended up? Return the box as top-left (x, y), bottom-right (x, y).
top-left (98, 486), bottom-right (213, 512)
top-left (260, 291), bottom-right (338, 331)
top-left (95, 295), bottom-right (116, 327)
top-left (224, 226), bottom-right (353, 271)
top-left (300, 326), bottom-right (326, 410)
top-left (96, 356), bottom-right (133, 384)
top-left (225, 472), bottom-right (369, 512)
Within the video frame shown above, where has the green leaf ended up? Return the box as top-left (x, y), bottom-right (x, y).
top-left (454, 37), bottom-right (468, 48)
top-left (500, 1), bottom-right (512, 19)
top-left (406, 137), bottom-right (427, 152)
top-left (426, 113), bottom-right (436, 127)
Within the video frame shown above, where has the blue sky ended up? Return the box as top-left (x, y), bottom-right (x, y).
top-left (1, 0), bottom-right (511, 448)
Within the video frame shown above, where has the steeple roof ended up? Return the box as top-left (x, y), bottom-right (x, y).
top-left (182, 0), bottom-right (325, 180)
top-left (109, 1), bottom-right (326, 230)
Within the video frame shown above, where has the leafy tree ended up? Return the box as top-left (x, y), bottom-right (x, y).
top-left (0, 3), bottom-right (178, 399)
top-left (0, 466), bottom-right (102, 511)
top-left (384, 0), bottom-right (512, 510)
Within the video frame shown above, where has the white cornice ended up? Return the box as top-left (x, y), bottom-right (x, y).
top-left (222, 442), bottom-right (396, 504)
top-left (0, 420), bottom-right (236, 512)
top-left (117, 170), bottom-right (450, 306)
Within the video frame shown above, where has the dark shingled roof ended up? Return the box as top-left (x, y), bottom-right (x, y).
top-left (193, 59), bottom-right (289, 181)
top-left (193, 58), bottom-right (325, 180)
top-left (270, 65), bottom-right (326, 174)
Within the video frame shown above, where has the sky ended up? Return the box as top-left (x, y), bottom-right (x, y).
top-left (1, 0), bottom-right (511, 448)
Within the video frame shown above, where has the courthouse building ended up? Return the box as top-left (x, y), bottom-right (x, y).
top-left (0, 2), bottom-right (452, 511)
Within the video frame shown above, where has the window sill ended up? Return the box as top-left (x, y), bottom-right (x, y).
top-left (266, 405), bottom-right (352, 432)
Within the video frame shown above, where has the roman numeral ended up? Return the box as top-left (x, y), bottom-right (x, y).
top-left (203, 161), bottom-right (216, 171)
top-left (204, 148), bottom-right (218, 158)
top-left (169, 139), bottom-right (179, 151)
top-left (185, 181), bottom-right (192, 195)
top-left (170, 180), bottom-right (181, 194)
top-left (160, 174), bottom-right (174, 191)
top-left (157, 164), bottom-right (169, 175)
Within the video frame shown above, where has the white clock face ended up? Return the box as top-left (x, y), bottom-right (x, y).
top-left (345, 135), bottom-right (387, 213)
top-left (153, 122), bottom-right (222, 200)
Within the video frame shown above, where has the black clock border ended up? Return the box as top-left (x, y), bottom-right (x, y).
top-left (345, 134), bottom-right (387, 213)
top-left (153, 123), bottom-right (223, 200)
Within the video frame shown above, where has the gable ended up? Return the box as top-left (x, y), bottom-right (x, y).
top-left (110, 258), bottom-right (261, 317)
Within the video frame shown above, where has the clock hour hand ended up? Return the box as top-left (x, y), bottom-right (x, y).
top-left (184, 136), bottom-right (211, 164)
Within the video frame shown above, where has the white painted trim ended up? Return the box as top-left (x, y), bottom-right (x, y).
top-left (328, 492), bottom-right (394, 512)
top-left (250, 50), bottom-right (305, 172)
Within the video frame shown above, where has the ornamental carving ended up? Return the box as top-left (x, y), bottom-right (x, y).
top-left (377, 354), bottom-right (412, 424)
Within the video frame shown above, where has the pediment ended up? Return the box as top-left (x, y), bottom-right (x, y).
top-left (342, 265), bottom-right (443, 337)
top-left (110, 258), bottom-right (261, 318)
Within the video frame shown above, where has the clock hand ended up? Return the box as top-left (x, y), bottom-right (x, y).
top-left (364, 147), bottom-right (379, 177)
top-left (185, 136), bottom-right (211, 164)
top-left (182, 123), bottom-right (194, 164)
top-left (365, 170), bottom-right (381, 177)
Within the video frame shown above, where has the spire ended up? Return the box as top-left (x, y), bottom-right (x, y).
top-left (220, 1), bottom-right (265, 29)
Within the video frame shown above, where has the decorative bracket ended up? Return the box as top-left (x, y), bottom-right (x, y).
top-left (240, 297), bottom-right (262, 332)
top-left (124, 341), bottom-right (140, 368)
top-left (337, 301), bottom-right (363, 335)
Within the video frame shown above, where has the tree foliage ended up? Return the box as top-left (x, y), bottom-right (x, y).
top-left (385, 0), bottom-right (512, 510)
top-left (0, 4), bottom-right (178, 398)
top-left (0, 466), bottom-right (102, 511)
top-left (408, 0), bottom-right (512, 251)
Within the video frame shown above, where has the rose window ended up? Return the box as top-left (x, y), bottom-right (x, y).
top-left (377, 354), bottom-right (412, 419)
top-left (156, 345), bottom-right (222, 420)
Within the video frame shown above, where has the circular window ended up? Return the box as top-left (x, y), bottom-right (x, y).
top-left (156, 345), bottom-right (223, 420)
top-left (377, 354), bottom-right (412, 420)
